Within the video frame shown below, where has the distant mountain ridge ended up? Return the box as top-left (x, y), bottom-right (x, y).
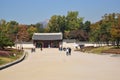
top-left (39, 19), bottom-right (49, 28)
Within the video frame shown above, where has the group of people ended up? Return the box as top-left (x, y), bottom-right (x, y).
top-left (31, 46), bottom-right (43, 53)
top-left (31, 46), bottom-right (72, 56)
top-left (59, 46), bottom-right (72, 56)
top-left (31, 48), bottom-right (35, 52)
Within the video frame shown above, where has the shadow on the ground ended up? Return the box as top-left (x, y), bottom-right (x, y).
top-left (111, 54), bottom-right (120, 57)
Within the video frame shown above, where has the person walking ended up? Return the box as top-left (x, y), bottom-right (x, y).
top-left (66, 48), bottom-right (69, 56)
top-left (31, 48), bottom-right (33, 53)
top-left (40, 46), bottom-right (42, 51)
top-left (69, 48), bottom-right (71, 55)
top-left (39, 45), bottom-right (42, 54)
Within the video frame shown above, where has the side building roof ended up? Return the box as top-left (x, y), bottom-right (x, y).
top-left (32, 33), bottom-right (63, 40)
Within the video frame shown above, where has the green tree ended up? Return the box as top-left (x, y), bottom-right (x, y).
top-left (35, 23), bottom-right (44, 33)
top-left (66, 11), bottom-right (83, 30)
top-left (69, 30), bottom-right (88, 41)
top-left (83, 21), bottom-right (91, 33)
top-left (57, 16), bottom-right (66, 38)
top-left (47, 15), bottom-right (60, 32)
top-left (6, 21), bottom-right (19, 41)
top-left (27, 26), bottom-right (37, 40)
top-left (90, 13), bottom-right (120, 47)
top-left (47, 11), bottom-right (84, 39)
top-left (90, 22), bottom-right (101, 43)
top-left (0, 19), bottom-right (14, 49)
top-left (110, 13), bottom-right (120, 47)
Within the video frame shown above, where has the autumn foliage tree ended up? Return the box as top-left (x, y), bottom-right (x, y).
top-left (0, 12), bottom-right (120, 48)
top-left (90, 13), bottom-right (120, 47)
top-left (17, 25), bottom-right (29, 42)
top-left (110, 14), bottom-right (120, 47)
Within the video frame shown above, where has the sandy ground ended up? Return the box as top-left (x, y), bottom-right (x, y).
top-left (0, 48), bottom-right (120, 80)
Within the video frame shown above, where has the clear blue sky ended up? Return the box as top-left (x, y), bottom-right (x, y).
top-left (0, 0), bottom-right (120, 24)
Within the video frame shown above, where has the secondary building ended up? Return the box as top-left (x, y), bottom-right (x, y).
top-left (32, 33), bottom-right (63, 48)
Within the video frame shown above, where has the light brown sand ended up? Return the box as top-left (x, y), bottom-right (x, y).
top-left (0, 48), bottom-right (120, 80)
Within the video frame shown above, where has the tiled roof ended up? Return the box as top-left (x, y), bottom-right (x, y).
top-left (32, 33), bottom-right (62, 40)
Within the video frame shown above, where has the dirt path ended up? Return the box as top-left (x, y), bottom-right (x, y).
top-left (0, 48), bottom-right (120, 80)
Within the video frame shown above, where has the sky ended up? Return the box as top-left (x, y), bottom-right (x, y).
top-left (0, 0), bottom-right (120, 24)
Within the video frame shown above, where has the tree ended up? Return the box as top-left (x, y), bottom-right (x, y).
top-left (83, 21), bottom-right (91, 33)
top-left (0, 19), bottom-right (14, 49)
top-left (57, 16), bottom-right (66, 38)
top-left (0, 35), bottom-right (14, 49)
top-left (69, 30), bottom-right (88, 41)
top-left (35, 23), bottom-right (45, 33)
top-left (47, 11), bottom-right (84, 39)
top-left (6, 21), bottom-right (19, 41)
top-left (89, 13), bottom-right (120, 47)
top-left (27, 26), bottom-right (37, 40)
top-left (66, 11), bottom-right (83, 30)
top-left (110, 14), bottom-right (120, 47)
top-left (47, 15), bottom-right (60, 32)
top-left (90, 22), bottom-right (101, 43)
top-left (99, 19), bottom-right (112, 45)
top-left (17, 25), bottom-right (29, 42)
top-left (110, 27), bottom-right (120, 47)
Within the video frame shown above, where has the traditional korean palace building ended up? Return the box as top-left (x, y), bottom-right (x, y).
top-left (32, 33), bottom-right (63, 48)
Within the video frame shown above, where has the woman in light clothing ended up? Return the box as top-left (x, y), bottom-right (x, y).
top-left (66, 48), bottom-right (69, 56)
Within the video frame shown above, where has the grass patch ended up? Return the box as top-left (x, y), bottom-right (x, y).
top-left (88, 46), bottom-right (111, 54)
top-left (0, 57), bottom-right (14, 65)
top-left (75, 46), bottom-right (120, 54)
top-left (0, 49), bottom-right (24, 66)
top-left (76, 46), bottom-right (112, 54)
top-left (84, 46), bottom-right (120, 54)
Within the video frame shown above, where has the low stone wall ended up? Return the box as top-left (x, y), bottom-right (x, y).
top-left (0, 51), bottom-right (27, 70)
top-left (14, 43), bottom-right (35, 49)
top-left (62, 42), bottom-right (75, 49)
top-left (13, 42), bottom-right (110, 50)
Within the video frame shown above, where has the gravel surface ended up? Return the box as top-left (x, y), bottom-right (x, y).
top-left (0, 48), bottom-right (120, 80)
